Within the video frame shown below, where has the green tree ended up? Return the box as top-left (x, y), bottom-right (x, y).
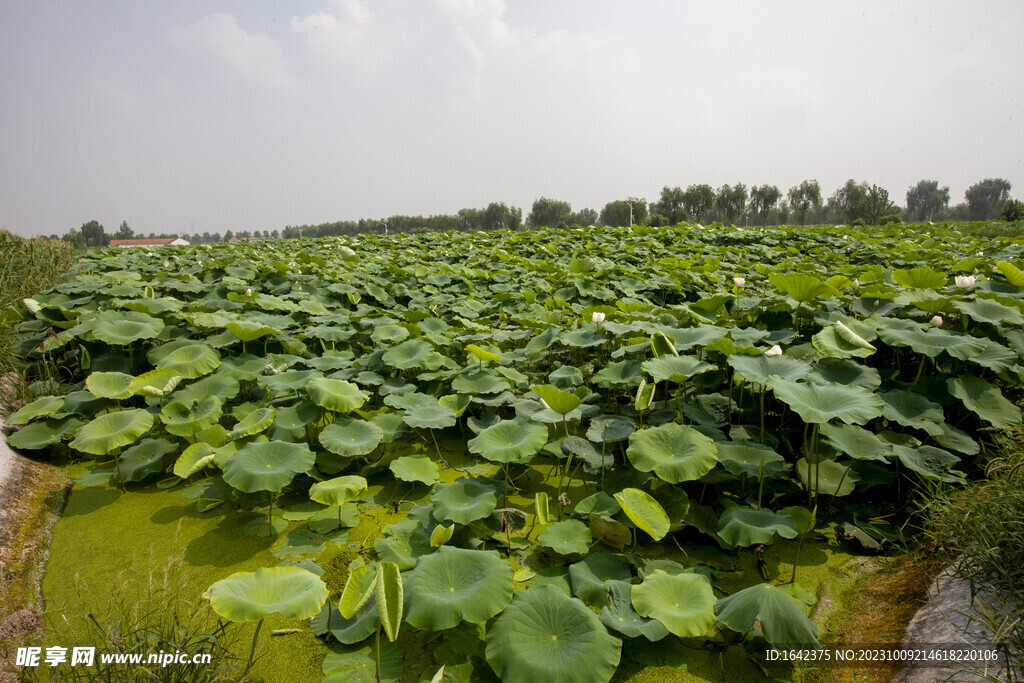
top-left (864, 184), bottom-right (899, 224)
top-left (749, 185), bottom-right (782, 226)
top-left (80, 220), bottom-right (108, 247)
top-left (905, 180), bottom-right (950, 221)
top-left (656, 186), bottom-right (686, 224)
top-left (482, 202), bottom-right (523, 231)
top-left (965, 178), bottom-right (1012, 220)
top-left (715, 184), bottom-right (747, 225)
top-left (829, 179), bottom-right (867, 223)
top-left (682, 184), bottom-right (715, 223)
top-left (567, 208), bottom-right (598, 227)
top-left (62, 228), bottom-right (86, 250)
top-left (1002, 199), bottom-right (1024, 222)
top-left (600, 198), bottom-right (648, 227)
top-left (787, 180), bottom-right (821, 225)
top-left (527, 197), bottom-right (573, 228)
top-left (114, 221), bottom-right (134, 240)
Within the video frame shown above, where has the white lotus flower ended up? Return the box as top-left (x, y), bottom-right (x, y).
top-left (591, 311), bottom-right (606, 324)
top-left (955, 275), bottom-right (976, 289)
top-left (733, 277), bottom-right (746, 288)
top-left (977, 251), bottom-right (984, 257)
top-left (765, 345), bottom-right (783, 357)
top-left (245, 288), bottom-right (252, 297)
top-left (22, 298), bottom-right (40, 314)
top-left (931, 315), bottom-right (943, 328)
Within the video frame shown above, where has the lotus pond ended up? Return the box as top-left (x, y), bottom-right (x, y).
top-left (8, 223), bottom-right (1024, 682)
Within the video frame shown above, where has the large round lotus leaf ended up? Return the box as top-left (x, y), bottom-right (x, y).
top-left (7, 416), bottom-right (84, 450)
top-left (171, 372), bottom-right (240, 405)
top-left (160, 397), bottom-right (223, 437)
top-left (381, 338), bottom-right (441, 370)
top-left (402, 402), bottom-right (457, 430)
top-left (766, 378), bottom-right (883, 425)
top-left (531, 384), bottom-right (582, 415)
top-left (306, 378), bottom-right (368, 413)
top-left (893, 445), bottom-right (965, 483)
top-left (309, 475), bottom-right (367, 506)
top-left (631, 570), bottom-right (716, 638)
top-left (809, 357), bottom-right (881, 390)
top-left (933, 422), bottom-right (980, 456)
top-left (404, 547), bottom-right (513, 630)
top-left (879, 390), bottom-right (944, 435)
top-left (715, 442), bottom-right (787, 478)
top-left (538, 520), bottom-right (592, 555)
top-left (224, 319), bottom-right (281, 342)
top-left (370, 324), bottom-right (409, 343)
top-left (389, 453), bottom-right (440, 485)
top-left (613, 488), bottom-right (669, 541)
top-left (228, 407), bottom-right (276, 438)
top-left (432, 478), bottom-right (498, 524)
top-left (715, 582), bottom-right (819, 647)
top-left (154, 343), bottom-right (221, 379)
top-left (877, 326), bottom-right (985, 360)
top-left (892, 265), bottom-right (946, 289)
top-left (947, 376), bottom-right (1022, 428)
top-left (451, 370), bottom-right (510, 395)
top-left (659, 325), bottom-right (730, 351)
top-left (599, 579), bottom-right (669, 641)
top-left (626, 423), bottom-right (718, 484)
top-left (819, 423), bottom-right (891, 462)
top-left (204, 566), bottom-right (328, 622)
top-left (796, 458), bottom-right (860, 496)
top-left (319, 418), bottom-right (383, 457)
top-left (954, 298), bottom-right (1024, 325)
top-left (768, 273), bottom-right (835, 303)
top-left (717, 508), bottom-right (798, 547)
top-left (5, 395), bottom-right (64, 425)
top-left (222, 440), bottom-right (315, 493)
top-left (727, 354), bottom-right (811, 385)
top-left (593, 359), bottom-right (644, 386)
top-left (468, 419), bottom-right (548, 464)
top-left (85, 372), bottom-right (134, 400)
top-left (69, 409), bottom-right (154, 455)
top-left (569, 553), bottom-right (633, 607)
top-left (118, 437), bottom-right (176, 482)
top-left (91, 310), bottom-right (164, 345)
top-left (485, 584), bottom-right (621, 683)
top-left (641, 355), bottom-right (714, 384)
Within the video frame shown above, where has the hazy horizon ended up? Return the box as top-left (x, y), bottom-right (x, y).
top-left (2, 1), bottom-right (1022, 238)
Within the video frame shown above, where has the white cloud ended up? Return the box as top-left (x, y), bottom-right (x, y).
top-left (168, 13), bottom-right (290, 91)
top-left (290, 0), bottom-right (403, 76)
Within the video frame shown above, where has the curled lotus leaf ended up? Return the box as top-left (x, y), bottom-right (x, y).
top-left (613, 488), bottom-right (669, 541)
top-left (203, 566), bottom-right (328, 622)
top-left (309, 475), bottom-right (367, 507)
top-left (228, 407), bottom-right (276, 438)
top-left (715, 582), bottom-right (819, 647)
top-left (5, 395), bottom-right (64, 425)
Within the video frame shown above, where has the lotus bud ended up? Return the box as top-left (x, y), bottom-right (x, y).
top-left (557, 493), bottom-right (571, 508)
top-left (591, 311), bottom-right (606, 324)
top-left (765, 345), bottom-right (783, 357)
top-left (245, 288), bottom-right (252, 297)
top-left (852, 279), bottom-right (859, 289)
top-left (733, 276), bottom-right (745, 288)
top-left (955, 275), bottom-right (976, 289)
top-left (931, 315), bottom-right (943, 328)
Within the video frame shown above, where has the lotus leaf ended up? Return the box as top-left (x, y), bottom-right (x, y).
top-left (485, 585), bottom-right (621, 683)
top-left (91, 310), bottom-right (164, 345)
top-left (795, 458), bottom-right (860, 496)
top-left (631, 570), bottom-right (716, 638)
top-left (767, 377), bottom-right (883, 425)
top-left (319, 418), bottom-right (384, 457)
top-left (228, 407), bottom-right (276, 438)
top-left (531, 384), bottom-right (582, 415)
top-left (118, 437), bottom-right (176, 482)
top-left (160, 397), bottom-right (223, 437)
top-left (8, 416), bottom-right (84, 450)
top-left (467, 419), bottom-right (548, 464)
top-left (642, 355), bottom-right (714, 383)
top-left (404, 547), bottom-right (513, 630)
top-left (432, 478), bottom-right (498, 524)
top-left (5, 395), bottom-right (64, 425)
top-left (174, 443), bottom-right (216, 478)
top-left (717, 508), bottom-right (798, 547)
top-left (599, 580), bottom-right (669, 641)
top-left (728, 354), bottom-right (811, 385)
top-left (538, 520), bottom-right (592, 555)
top-left (69, 409), bottom-right (154, 455)
top-left (613, 488), bottom-right (669, 541)
top-left (154, 343), bottom-right (221, 379)
top-left (389, 453), bottom-right (440, 484)
top-left (626, 423), bottom-right (718, 483)
top-left (715, 442), bottom-right (787, 478)
top-left (819, 423), bottom-right (891, 462)
top-left (222, 440), bottom-right (315, 493)
top-left (306, 378), bottom-right (368, 413)
top-left (339, 565), bottom-right (377, 618)
top-left (382, 338), bottom-right (443, 370)
top-left (402, 402), bottom-right (457, 430)
top-left (568, 553), bottom-right (632, 607)
top-left (203, 566), bottom-right (328, 621)
top-left (879, 390), bottom-right (944, 435)
top-left (948, 376), bottom-right (1022, 427)
top-left (309, 475), bottom-right (367, 506)
top-left (715, 582), bottom-right (819, 647)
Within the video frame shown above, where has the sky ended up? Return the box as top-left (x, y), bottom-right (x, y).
top-left (1, 0), bottom-right (1022, 237)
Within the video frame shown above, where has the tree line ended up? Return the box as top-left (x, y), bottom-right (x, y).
top-left (56, 178), bottom-right (1018, 247)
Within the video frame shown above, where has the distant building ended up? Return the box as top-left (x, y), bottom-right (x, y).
top-left (109, 238), bottom-right (190, 248)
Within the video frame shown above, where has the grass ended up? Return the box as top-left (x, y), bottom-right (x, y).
top-left (916, 432), bottom-right (1024, 680)
top-left (0, 229), bottom-right (78, 406)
